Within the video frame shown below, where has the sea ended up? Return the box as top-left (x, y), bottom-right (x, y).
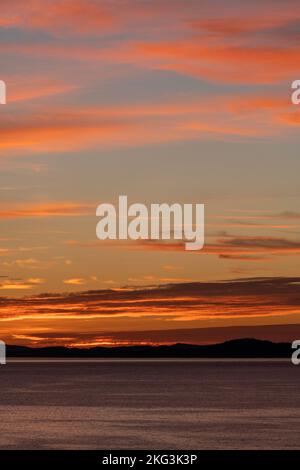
top-left (0, 359), bottom-right (299, 449)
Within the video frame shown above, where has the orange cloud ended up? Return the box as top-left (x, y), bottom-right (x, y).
top-left (3, 258), bottom-right (42, 268)
top-left (0, 281), bottom-right (33, 290)
top-left (0, 278), bottom-right (300, 340)
top-left (9, 79), bottom-right (78, 103)
top-left (0, 0), bottom-right (115, 34)
top-left (0, 92), bottom-right (294, 156)
top-left (0, 115), bottom-right (132, 153)
top-left (63, 278), bottom-right (86, 285)
top-left (128, 235), bottom-right (300, 259)
top-left (1, 0), bottom-right (300, 90)
top-left (133, 41), bottom-right (300, 84)
top-left (280, 111), bottom-right (300, 125)
top-left (0, 202), bottom-right (93, 219)
top-left (189, 6), bottom-right (300, 38)
top-left (3, 38), bottom-right (299, 86)
top-left (0, 248), bottom-right (12, 256)
top-left (27, 278), bottom-right (46, 284)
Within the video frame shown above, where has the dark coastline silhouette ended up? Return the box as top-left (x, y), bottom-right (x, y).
top-left (6, 338), bottom-right (292, 358)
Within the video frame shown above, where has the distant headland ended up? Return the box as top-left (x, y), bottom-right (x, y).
top-left (5, 338), bottom-right (292, 358)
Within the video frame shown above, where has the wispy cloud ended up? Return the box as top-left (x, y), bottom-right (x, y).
top-left (0, 0), bottom-right (115, 34)
top-left (1, 277), bottom-right (300, 323)
top-left (0, 201), bottom-right (93, 219)
top-left (0, 92), bottom-right (295, 156)
top-left (63, 278), bottom-right (86, 285)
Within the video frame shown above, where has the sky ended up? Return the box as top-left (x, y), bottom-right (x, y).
top-left (0, 0), bottom-right (300, 347)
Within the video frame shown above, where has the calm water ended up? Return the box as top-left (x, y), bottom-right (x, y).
top-left (0, 359), bottom-right (299, 449)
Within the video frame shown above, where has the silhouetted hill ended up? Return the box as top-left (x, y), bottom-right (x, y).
top-left (6, 338), bottom-right (292, 358)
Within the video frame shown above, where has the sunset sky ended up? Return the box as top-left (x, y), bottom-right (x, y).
top-left (1, 0), bottom-right (300, 347)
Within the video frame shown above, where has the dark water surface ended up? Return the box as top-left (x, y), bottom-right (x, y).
top-left (0, 359), bottom-right (299, 449)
